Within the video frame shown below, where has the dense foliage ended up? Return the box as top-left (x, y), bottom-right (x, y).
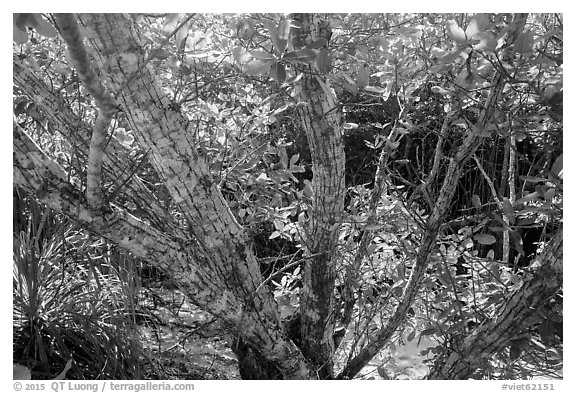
top-left (13, 13), bottom-right (562, 380)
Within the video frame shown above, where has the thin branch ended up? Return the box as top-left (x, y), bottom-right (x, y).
top-left (55, 13), bottom-right (118, 212)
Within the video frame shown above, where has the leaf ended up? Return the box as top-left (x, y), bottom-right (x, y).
top-left (53, 359), bottom-right (73, 380)
top-left (263, 20), bottom-right (287, 55)
top-left (307, 38), bottom-right (328, 49)
top-left (269, 62), bottom-right (286, 82)
top-left (420, 327), bottom-right (437, 336)
top-left (365, 85), bottom-right (386, 94)
top-left (237, 20), bottom-right (255, 40)
top-left (343, 122), bottom-right (358, 130)
top-left (439, 49), bottom-right (463, 65)
top-left (31, 14), bottom-right (57, 38)
top-left (551, 154), bottom-right (563, 178)
top-left (447, 20), bottom-right (467, 43)
top-left (151, 48), bottom-right (172, 60)
top-left (471, 194), bottom-right (482, 209)
top-left (13, 364), bottom-right (31, 380)
top-left (514, 31), bottom-right (534, 54)
top-left (289, 153), bottom-right (300, 167)
top-left (431, 85), bottom-right (453, 96)
top-left (509, 344), bottom-right (522, 361)
top-left (519, 175), bottom-right (548, 183)
top-left (407, 330), bottom-right (416, 342)
top-left (14, 13), bottom-right (32, 30)
top-left (516, 191), bottom-right (540, 203)
top-left (343, 82), bottom-right (359, 94)
top-left (377, 365), bottom-right (390, 379)
top-left (233, 46), bottom-right (251, 63)
top-left (244, 60), bottom-right (272, 76)
top-left (502, 198), bottom-right (514, 214)
top-left (357, 67), bottom-right (369, 90)
top-left (316, 48), bottom-right (331, 73)
top-left (465, 14), bottom-right (490, 39)
top-left (164, 13), bottom-right (181, 31)
top-left (175, 21), bottom-right (190, 51)
top-left (474, 233), bottom-right (496, 245)
top-left (366, 243), bottom-right (379, 254)
top-left (283, 49), bottom-right (317, 63)
top-left (250, 50), bottom-right (277, 61)
top-left (269, 231), bottom-right (281, 240)
top-left (472, 31), bottom-right (497, 52)
top-left (278, 19), bottom-right (291, 40)
top-left (13, 25), bottom-right (28, 44)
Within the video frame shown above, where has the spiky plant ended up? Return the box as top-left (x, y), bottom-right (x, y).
top-left (13, 191), bottom-right (144, 379)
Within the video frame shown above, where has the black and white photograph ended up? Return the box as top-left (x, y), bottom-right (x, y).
top-left (11, 10), bottom-right (564, 385)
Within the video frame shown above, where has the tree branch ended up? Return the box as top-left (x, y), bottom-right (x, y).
top-left (55, 13), bottom-right (118, 212)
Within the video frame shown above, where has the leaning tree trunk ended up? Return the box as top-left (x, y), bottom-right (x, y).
top-left (428, 226), bottom-right (562, 379)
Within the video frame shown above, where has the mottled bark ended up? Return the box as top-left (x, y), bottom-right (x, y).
top-left (428, 226), bottom-right (562, 379)
top-left (292, 13), bottom-right (346, 379)
top-left (13, 53), bottom-right (186, 239)
top-left (55, 13), bottom-right (118, 212)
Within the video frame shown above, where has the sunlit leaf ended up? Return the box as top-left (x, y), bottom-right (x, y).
top-left (175, 20), bottom-right (190, 51)
top-left (431, 85), bottom-right (454, 96)
top-left (365, 86), bottom-right (386, 95)
top-left (343, 122), bottom-right (358, 130)
top-left (244, 60), bottom-right (272, 76)
top-left (472, 31), bottom-right (497, 52)
top-left (233, 46), bottom-right (251, 63)
top-left (465, 13), bottom-right (490, 39)
top-left (447, 20), bottom-right (467, 43)
top-left (551, 154), bottom-right (563, 178)
top-left (164, 13), bottom-right (181, 32)
top-left (278, 19), bottom-right (291, 40)
top-left (251, 50), bottom-right (277, 61)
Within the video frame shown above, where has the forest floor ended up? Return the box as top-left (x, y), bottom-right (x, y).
top-left (136, 286), bottom-right (240, 379)
top-left (136, 286), bottom-right (435, 380)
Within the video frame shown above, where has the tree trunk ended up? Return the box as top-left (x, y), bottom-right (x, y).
top-left (291, 13), bottom-right (346, 379)
top-left (428, 226), bottom-right (562, 379)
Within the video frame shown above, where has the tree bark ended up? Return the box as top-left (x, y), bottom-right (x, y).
top-left (291, 13), bottom-right (346, 379)
top-left (428, 226), bottom-right (562, 379)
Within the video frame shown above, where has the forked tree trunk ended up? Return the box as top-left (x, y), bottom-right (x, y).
top-left (14, 12), bottom-right (344, 380)
top-left (13, 12), bottom-right (561, 380)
